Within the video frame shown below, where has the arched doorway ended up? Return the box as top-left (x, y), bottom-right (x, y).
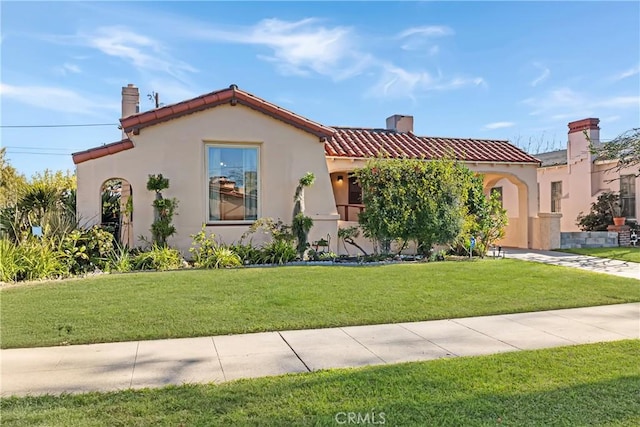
top-left (100, 178), bottom-right (133, 247)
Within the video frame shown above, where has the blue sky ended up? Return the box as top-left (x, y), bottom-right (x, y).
top-left (2, 1), bottom-right (639, 177)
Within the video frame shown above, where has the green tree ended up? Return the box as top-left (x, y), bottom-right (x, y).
top-left (588, 128), bottom-right (640, 178)
top-left (0, 148), bottom-right (27, 209)
top-left (0, 153), bottom-right (76, 242)
top-left (354, 157), bottom-right (474, 256)
top-left (460, 178), bottom-right (508, 256)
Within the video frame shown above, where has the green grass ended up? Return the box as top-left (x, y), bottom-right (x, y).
top-left (2, 259), bottom-right (638, 349)
top-left (1, 340), bottom-right (638, 426)
top-left (557, 246), bottom-right (640, 263)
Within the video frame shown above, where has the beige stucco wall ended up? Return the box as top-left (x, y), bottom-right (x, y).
top-left (76, 104), bottom-right (340, 255)
top-left (537, 128), bottom-right (639, 232)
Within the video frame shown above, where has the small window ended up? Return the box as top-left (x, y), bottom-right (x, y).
top-left (207, 145), bottom-right (258, 222)
top-left (620, 175), bottom-right (636, 218)
top-left (551, 181), bottom-right (562, 213)
top-left (348, 174), bottom-right (362, 205)
top-left (491, 187), bottom-right (503, 207)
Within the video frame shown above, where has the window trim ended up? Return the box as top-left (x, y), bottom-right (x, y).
top-left (620, 174), bottom-right (636, 219)
top-left (204, 142), bottom-right (261, 225)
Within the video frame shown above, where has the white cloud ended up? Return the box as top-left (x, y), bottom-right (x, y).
top-left (397, 26), bottom-right (454, 39)
top-left (530, 62), bottom-right (550, 87)
top-left (0, 83), bottom-right (119, 115)
top-left (195, 18), bottom-right (371, 81)
top-left (367, 64), bottom-right (485, 99)
top-left (523, 87), bottom-right (639, 120)
top-left (53, 63), bottom-right (81, 76)
top-left (41, 26), bottom-right (198, 82)
top-left (595, 96), bottom-right (640, 108)
top-left (396, 25), bottom-right (453, 52)
top-left (612, 64), bottom-right (640, 81)
top-left (484, 121), bottom-right (515, 130)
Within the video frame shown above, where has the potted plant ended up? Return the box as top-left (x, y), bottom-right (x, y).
top-left (608, 196), bottom-right (625, 226)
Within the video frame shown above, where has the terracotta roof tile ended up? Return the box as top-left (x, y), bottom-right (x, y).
top-left (72, 139), bottom-right (133, 165)
top-left (325, 127), bottom-right (540, 164)
top-left (120, 84), bottom-right (335, 138)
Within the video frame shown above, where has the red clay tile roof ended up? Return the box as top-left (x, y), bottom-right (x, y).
top-left (120, 84), bottom-right (335, 138)
top-left (73, 86), bottom-right (539, 165)
top-left (72, 139), bottom-right (133, 165)
top-left (325, 127), bottom-right (540, 164)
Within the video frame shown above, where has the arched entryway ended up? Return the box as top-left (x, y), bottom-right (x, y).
top-left (100, 178), bottom-right (133, 247)
top-left (481, 171), bottom-right (531, 248)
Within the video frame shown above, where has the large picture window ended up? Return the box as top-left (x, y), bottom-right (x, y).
top-left (620, 175), bottom-right (636, 218)
top-left (207, 146), bottom-right (258, 222)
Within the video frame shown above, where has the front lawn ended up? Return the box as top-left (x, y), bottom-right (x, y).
top-left (1, 340), bottom-right (638, 426)
top-left (2, 260), bottom-right (638, 349)
top-left (557, 247), bottom-right (640, 263)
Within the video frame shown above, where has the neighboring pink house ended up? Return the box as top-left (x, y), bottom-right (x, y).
top-left (537, 118), bottom-right (639, 232)
top-left (73, 84), bottom-right (555, 255)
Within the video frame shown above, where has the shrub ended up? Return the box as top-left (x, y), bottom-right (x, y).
top-left (108, 244), bottom-right (133, 273)
top-left (189, 229), bottom-right (242, 269)
top-left (228, 242), bottom-right (262, 265)
top-left (61, 226), bottom-right (114, 274)
top-left (259, 240), bottom-right (296, 264)
top-left (133, 244), bottom-right (183, 271)
top-left (147, 174), bottom-right (178, 246)
top-left (1, 237), bottom-right (68, 282)
top-left (576, 192), bottom-right (619, 231)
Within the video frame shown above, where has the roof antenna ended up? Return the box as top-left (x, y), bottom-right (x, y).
top-left (147, 91), bottom-right (162, 108)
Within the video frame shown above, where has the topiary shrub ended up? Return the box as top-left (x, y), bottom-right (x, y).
top-left (146, 174), bottom-right (178, 246)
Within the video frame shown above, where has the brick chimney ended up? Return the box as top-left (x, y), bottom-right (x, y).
top-left (568, 118), bottom-right (599, 135)
top-left (386, 114), bottom-right (414, 133)
top-left (121, 84), bottom-right (139, 138)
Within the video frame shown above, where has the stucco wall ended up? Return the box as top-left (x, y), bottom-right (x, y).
top-left (76, 104), bottom-right (339, 255)
top-left (537, 128), bottom-right (639, 232)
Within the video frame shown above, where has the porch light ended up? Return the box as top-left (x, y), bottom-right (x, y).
top-left (337, 175), bottom-right (344, 183)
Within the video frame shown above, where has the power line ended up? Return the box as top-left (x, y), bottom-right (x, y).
top-left (5, 151), bottom-right (73, 156)
top-left (4, 146), bottom-right (72, 151)
top-left (1, 123), bottom-right (118, 128)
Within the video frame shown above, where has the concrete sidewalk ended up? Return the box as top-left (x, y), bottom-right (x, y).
top-left (504, 248), bottom-right (640, 280)
top-left (2, 303), bottom-right (638, 397)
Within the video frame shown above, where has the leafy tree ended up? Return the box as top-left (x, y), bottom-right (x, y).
top-left (0, 153), bottom-right (76, 242)
top-left (458, 177), bottom-right (508, 256)
top-left (338, 225), bottom-right (368, 256)
top-left (354, 157), bottom-right (474, 256)
top-left (0, 148), bottom-right (27, 209)
top-left (588, 128), bottom-right (640, 178)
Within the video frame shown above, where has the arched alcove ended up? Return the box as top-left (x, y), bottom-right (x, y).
top-left (100, 178), bottom-right (133, 247)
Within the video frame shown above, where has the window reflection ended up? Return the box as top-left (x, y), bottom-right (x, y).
top-left (208, 146), bottom-right (258, 221)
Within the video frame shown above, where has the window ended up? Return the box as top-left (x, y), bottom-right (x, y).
top-left (551, 181), bottom-right (562, 213)
top-left (348, 174), bottom-right (362, 205)
top-left (207, 146), bottom-right (258, 222)
top-left (491, 187), bottom-right (503, 207)
top-left (620, 175), bottom-right (636, 218)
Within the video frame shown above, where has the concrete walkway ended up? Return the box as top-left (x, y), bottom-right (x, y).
top-left (2, 303), bottom-right (638, 397)
top-left (504, 248), bottom-right (640, 280)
